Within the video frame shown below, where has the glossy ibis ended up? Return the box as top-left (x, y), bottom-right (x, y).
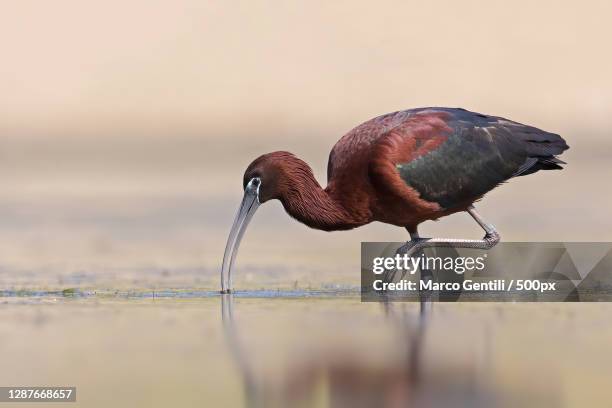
top-left (221, 107), bottom-right (569, 293)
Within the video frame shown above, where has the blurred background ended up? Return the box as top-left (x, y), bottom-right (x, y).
top-left (0, 0), bottom-right (611, 289)
top-left (2, 2), bottom-right (612, 408)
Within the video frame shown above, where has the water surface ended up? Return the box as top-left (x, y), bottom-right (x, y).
top-left (2, 290), bottom-right (611, 407)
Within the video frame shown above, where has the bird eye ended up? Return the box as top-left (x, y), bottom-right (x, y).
top-left (244, 177), bottom-right (261, 192)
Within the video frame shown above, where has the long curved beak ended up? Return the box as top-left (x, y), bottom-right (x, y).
top-left (220, 178), bottom-right (261, 293)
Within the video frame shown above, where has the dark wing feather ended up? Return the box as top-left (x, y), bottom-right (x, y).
top-left (395, 108), bottom-right (569, 209)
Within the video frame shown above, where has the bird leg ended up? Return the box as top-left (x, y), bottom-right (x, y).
top-left (382, 205), bottom-right (500, 283)
top-left (403, 205), bottom-right (500, 256)
top-left (382, 231), bottom-right (421, 283)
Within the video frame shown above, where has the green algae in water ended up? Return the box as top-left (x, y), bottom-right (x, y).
top-left (62, 288), bottom-right (77, 297)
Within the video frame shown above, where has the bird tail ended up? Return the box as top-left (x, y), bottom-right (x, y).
top-left (513, 130), bottom-right (569, 177)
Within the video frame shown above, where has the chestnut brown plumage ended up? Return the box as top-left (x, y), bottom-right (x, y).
top-left (243, 152), bottom-right (359, 231)
top-left (221, 107), bottom-right (569, 292)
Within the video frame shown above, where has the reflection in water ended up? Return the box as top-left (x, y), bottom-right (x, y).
top-left (221, 294), bottom-right (264, 408)
top-left (219, 294), bottom-right (535, 408)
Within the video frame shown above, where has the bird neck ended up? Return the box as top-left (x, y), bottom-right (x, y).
top-left (278, 163), bottom-right (358, 231)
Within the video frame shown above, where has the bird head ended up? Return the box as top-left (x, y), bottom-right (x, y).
top-left (242, 151), bottom-right (304, 202)
top-left (220, 151), bottom-right (298, 293)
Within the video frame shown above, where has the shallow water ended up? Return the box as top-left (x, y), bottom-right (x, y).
top-left (1, 290), bottom-right (612, 408)
top-left (0, 137), bottom-right (610, 407)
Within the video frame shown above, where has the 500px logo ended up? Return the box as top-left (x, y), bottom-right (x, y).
top-left (372, 253), bottom-right (487, 275)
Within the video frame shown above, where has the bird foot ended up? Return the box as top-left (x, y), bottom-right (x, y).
top-left (405, 230), bottom-right (501, 255)
top-left (483, 231), bottom-right (501, 247)
top-left (382, 231), bottom-right (500, 283)
top-left (383, 206), bottom-right (500, 284)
